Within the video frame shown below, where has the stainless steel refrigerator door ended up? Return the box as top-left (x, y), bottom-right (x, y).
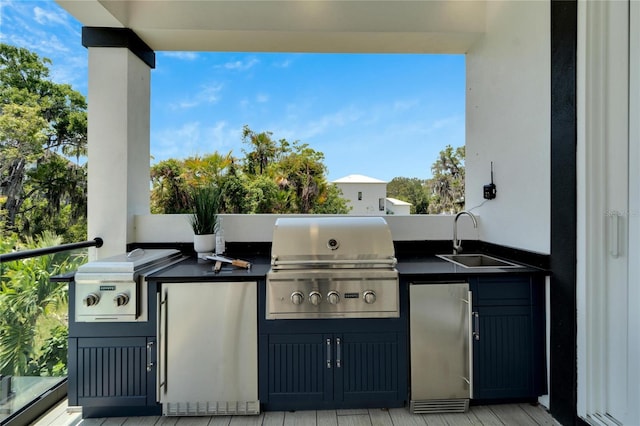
top-left (410, 282), bottom-right (471, 401)
top-left (158, 281), bottom-right (258, 415)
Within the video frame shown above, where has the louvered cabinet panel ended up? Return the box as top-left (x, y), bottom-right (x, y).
top-left (260, 331), bottom-right (406, 410)
top-left (473, 306), bottom-right (534, 399)
top-left (69, 337), bottom-right (154, 407)
top-left (263, 333), bottom-right (333, 408)
top-left (337, 332), bottom-right (401, 404)
top-left (469, 275), bottom-right (547, 401)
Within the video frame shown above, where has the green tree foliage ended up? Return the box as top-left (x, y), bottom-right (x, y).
top-left (387, 177), bottom-right (430, 214)
top-left (385, 145), bottom-right (465, 214)
top-left (0, 231), bottom-right (86, 376)
top-left (150, 126), bottom-right (350, 214)
top-left (428, 145), bottom-right (465, 214)
top-left (0, 43), bottom-right (87, 241)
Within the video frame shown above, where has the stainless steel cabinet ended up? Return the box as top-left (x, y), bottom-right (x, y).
top-left (409, 282), bottom-right (472, 413)
top-left (158, 281), bottom-right (259, 416)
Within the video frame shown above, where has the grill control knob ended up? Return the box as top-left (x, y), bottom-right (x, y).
top-left (363, 290), bottom-right (377, 304)
top-left (327, 291), bottom-right (340, 305)
top-left (309, 291), bottom-right (322, 306)
top-left (83, 293), bottom-right (100, 307)
top-left (114, 292), bottom-right (130, 307)
top-left (291, 291), bottom-right (304, 305)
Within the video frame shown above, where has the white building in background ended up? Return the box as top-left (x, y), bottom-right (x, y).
top-left (332, 174), bottom-right (412, 215)
top-left (384, 197), bottom-right (412, 215)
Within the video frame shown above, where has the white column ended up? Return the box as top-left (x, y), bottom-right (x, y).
top-left (87, 47), bottom-right (151, 258)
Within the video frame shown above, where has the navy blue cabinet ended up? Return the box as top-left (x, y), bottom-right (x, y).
top-left (67, 280), bottom-right (161, 417)
top-left (469, 275), bottom-right (546, 401)
top-left (68, 336), bottom-right (161, 417)
top-left (260, 330), bottom-right (406, 410)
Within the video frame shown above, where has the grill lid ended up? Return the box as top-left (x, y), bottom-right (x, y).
top-left (270, 217), bottom-right (396, 270)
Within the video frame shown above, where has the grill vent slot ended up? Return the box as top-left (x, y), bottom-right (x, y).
top-left (410, 399), bottom-right (469, 413)
top-left (164, 401), bottom-right (260, 416)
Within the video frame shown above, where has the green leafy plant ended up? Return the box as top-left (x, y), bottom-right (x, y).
top-left (0, 231), bottom-right (86, 376)
top-left (188, 186), bottom-right (221, 235)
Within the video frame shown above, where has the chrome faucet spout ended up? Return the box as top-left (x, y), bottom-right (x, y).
top-left (453, 211), bottom-right (478, 254)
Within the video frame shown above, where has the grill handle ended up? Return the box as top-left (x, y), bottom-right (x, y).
top-left (272, 258), bottom-right (397, 267)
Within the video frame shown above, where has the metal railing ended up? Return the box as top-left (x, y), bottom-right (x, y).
top-left (0, 238), bottom-right (102, 426)
top-left (0, 237), bottom-right (103, 263)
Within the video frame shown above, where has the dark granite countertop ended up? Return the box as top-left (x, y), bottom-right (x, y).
top-left (145, 251), bottom-right (547, 283)
top-left (146, 255), bottom-right (271, 282)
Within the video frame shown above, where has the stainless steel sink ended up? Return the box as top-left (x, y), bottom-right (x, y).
top-left (436, 254), bottom-right (524, 269)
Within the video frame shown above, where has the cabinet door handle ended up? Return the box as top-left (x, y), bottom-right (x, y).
top-left (336, 337), bottom-right (341, 368)
top-left (146, 341), bottom-right (154, 372)
top-left (473, 311), bottom-right (480, 341)
top-left (326, 338), bottom-right (332, 369)
top-left (609, 211), bottom-right (621, 258)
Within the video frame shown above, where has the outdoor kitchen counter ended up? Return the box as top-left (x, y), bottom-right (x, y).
top-left (143, 253), bottom-right (547, 282)
top-left (145, 256), bottom-right (271, 282)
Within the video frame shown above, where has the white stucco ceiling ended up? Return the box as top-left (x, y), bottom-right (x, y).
top-left (55, 0), bottom-right (486, 53)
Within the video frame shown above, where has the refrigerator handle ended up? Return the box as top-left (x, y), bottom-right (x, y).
top-left (468, 290), bottom-right (474, 399)
top-left (158, 289), bottom-right (168, 397)
top-left (473, 311), bottom-right (480, 341)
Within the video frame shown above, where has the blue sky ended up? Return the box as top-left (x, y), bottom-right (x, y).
top-left (1, 0), bottom-right (465, 181)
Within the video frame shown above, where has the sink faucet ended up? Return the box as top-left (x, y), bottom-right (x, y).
top-left (453, 211), bottom-right (478, 254)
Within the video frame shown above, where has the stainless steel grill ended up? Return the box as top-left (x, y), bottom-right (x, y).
top-left (266, 217), bottom-right (399, 319)
top-left (74, 248), bottom-right (183, 322)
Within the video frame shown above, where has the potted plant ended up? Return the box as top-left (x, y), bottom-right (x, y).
top-left (188, 186), bottom-right (221, 257)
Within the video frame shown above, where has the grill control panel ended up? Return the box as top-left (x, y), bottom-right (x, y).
top-left (75, 280), bottom-right (142, 322)
top-left (266, 272), bottom-right (399, 319)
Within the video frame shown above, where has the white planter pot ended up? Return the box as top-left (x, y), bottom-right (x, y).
top-left (193, 233), bottom-right (215, 258)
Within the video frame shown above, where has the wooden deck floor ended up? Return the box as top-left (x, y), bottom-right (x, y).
top-left (35, 400), bottom-right (560, 426)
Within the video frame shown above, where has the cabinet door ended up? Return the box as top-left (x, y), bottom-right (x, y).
top-left (69, 336), bottom-right (153, 407)
top-left (337, 332), bottom-right (405, 405)
top-left (263, 333), bottom-right (333, 409)
top-left (473, 305), bottom-right (535, 399)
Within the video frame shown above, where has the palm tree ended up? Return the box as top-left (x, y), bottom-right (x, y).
top-left (242, 125), bottom-right (277, 175)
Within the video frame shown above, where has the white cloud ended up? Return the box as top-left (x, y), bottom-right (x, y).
top-left (151, 121), bottom-right (241, 162)
top-left (169, 83), bottom-right (223, 110)
top-left (220, 57), bottom-right (259, 71)
top-left (200, 83), bottom-right (223, 103)
top-left (273, 59), bottom-right (292, 68)
top-left (33, 6), bottom-right (68, 26)
top-left (429, 115), bottom-right (461, 131)
top-left (393, 99), bottom-right (420, 112)
top-left (256, 93), bottom-right (269, 103)
top-left (161, 52), bottom-right (199, 61)
top-left (271, 105), bottom-right (364, 143)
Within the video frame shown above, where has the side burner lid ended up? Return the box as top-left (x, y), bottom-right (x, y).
top-left (75, 248), bottom-right (182, 281)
